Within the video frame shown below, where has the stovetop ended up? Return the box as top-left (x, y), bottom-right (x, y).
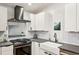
top-left (10, 38), bottom-right (31, 46)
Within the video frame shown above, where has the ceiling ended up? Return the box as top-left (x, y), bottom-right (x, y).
top-left (0, 3), bottom-right (53, 13)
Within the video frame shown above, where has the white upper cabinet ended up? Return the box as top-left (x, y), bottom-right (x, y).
top-left (0, 6), bottom-right (7, 31)
top-left (77, 3), bottom-right (79, 31)
top-left (35, 12), bottom-right (45, 30)
top-left (23, 11), bottom-right (31, 20)
top-left (64, 3), bottom-right (77, 31)
top-left (29, 12), bottom-right (51, 31)
top-left (35, 12), bottom-right (51, 31)
top-left (30, 14), bottom-right (36, 30)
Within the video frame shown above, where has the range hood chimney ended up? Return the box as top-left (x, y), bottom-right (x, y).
top-left (8, 5), bottom-right (31, 23)
top-left (14, 5), bottom-right (24, 20)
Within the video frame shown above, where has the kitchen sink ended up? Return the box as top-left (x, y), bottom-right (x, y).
top-left (40, 42), bottom-right (62, 55)
top-left (40, 42), bottom-right (62, 48)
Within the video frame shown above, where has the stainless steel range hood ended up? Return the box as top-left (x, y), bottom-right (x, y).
top-left (15, 5), bottom-right (24, 20)
top-left (8, 5), bottom-right (31, 23)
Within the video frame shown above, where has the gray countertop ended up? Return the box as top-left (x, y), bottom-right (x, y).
top-left (0, 41), bottom-right (13, 47)
top-left (31, 38), bottom-right (79, 54)
top-left (0, 38), bottom-right (79, 54)
top-left (31, 38), bottom-right (49, 43)
top-left (59, 42), bottom-right (79, 54)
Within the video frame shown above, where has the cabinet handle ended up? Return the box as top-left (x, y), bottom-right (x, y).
top-left (3, 45), bottom-right (11, 47)
top-left (6, 26), bottom-right (7, 30)
top-left (48, 54), bottom-right (52, 55)
top-left (38, 43), bottom-right (40, 47)
top-left (44, 52), bottom-right (48, 54)
top-left (44, 52), bottom-right (52, 55)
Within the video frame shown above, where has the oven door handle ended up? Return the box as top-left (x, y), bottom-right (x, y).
top-left (3, 45), bottom-right (12, 47)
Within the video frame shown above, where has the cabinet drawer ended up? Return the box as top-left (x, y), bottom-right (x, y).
top-left (2, 45), bottom-right (13, 52)
top-left (40, 48), bottom-right (56, 55)
top-left (40, 48), bottom-right (48, 55)
top-left (40, 44), bottom-right (60, 55)
top-left (2, 51), bottom-right (13, 55)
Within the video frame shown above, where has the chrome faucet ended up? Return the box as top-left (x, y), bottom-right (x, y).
top-left (54, 33), bottom-right (58, 42)
top-left (49, 34), bottom-right (51, 41)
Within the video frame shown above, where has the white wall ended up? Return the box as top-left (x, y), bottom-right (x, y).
top-left (8, 23), bottom-right (26, 35)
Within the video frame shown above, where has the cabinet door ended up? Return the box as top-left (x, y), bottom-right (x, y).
top-left (65, 4), bottom-right (76, 31)
top-left (0, 6), bottom-right (7, 31)
top-left (30, 14), bottom-right (36, 30)
top-left (2, 45), bottom-right (13, 55)
top-left (32, 42), bottom-right (40, 55)
top-left (45, 13), bottom-right (52, 31)
top-left (32, 42), bottom-right (35, 55)
top-left (35, 13), bottom-right (45, 30)
top-left (34, 43), bottom-right (40, 55)
top-left (0, 48), bottom-right (2, 55)
top-left (2, 51), bottom-right (13, 55)
top-left (77, 3), bottom-right (79, 31)
top-left (23, 11), bottom-right (30, 20)
top-left (39, 48), bottom-right (48, 55)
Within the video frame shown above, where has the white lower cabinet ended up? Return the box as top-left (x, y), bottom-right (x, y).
top-left (39, 48), bottom-right (60, 55)
top-left (39, 48), bottom-right (51, 55)
top-left (32, 42), bottom-right (40, 55)
top-left (0, 45), bottom-right (13, 55)
top-left (39, 48), bottom-right (48, 55)
top-left (39, 48), bottom-right (56, 55)
top-left (2, 51), bottom-right (13, 55)
top-left (32, 42), bottom-right (60, 55)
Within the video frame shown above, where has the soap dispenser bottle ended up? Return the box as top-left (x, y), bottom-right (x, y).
top-left (54, 33), bottom-right (58, 42)
top-left (49, 34), bottom-right (51, 41)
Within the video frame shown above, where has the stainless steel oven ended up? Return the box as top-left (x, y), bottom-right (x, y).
top-left (10, 38), bottom-right (31, 55)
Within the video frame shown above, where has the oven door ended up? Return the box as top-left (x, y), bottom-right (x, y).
top-left (14, 44), bottom-right (31, 55)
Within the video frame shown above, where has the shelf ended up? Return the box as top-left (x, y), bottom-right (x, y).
top-left (8, 22), bottom-right (19, 26)
top-left (28, 30), bottom-right (48, 32)
top-left (8, 18), bottom-right (31, 23)
top-left (8, 35), bottom-right (26, 38)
